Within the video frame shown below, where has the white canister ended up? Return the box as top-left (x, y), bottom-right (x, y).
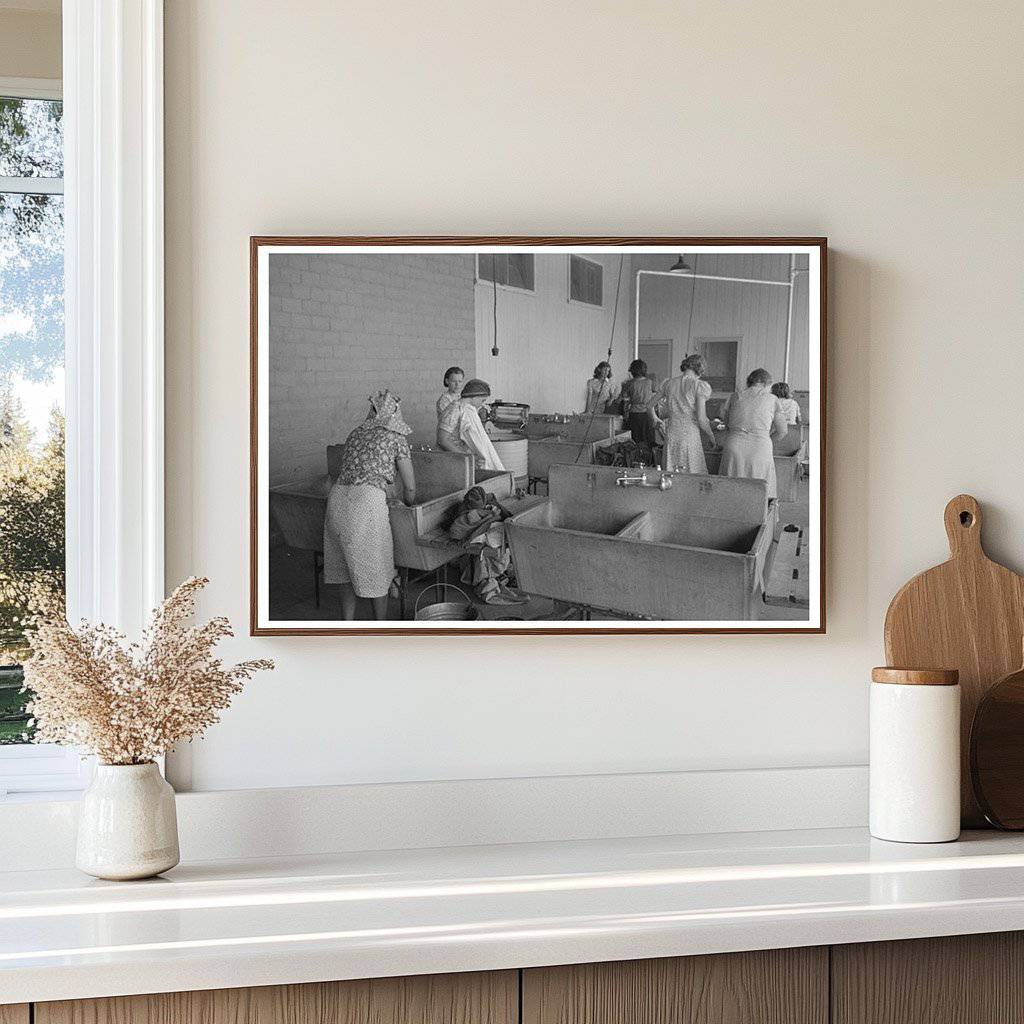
top-left (870, 667), bottom-right (960, 843)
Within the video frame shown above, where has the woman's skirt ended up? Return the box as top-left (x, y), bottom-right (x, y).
top-left (720, 431), bottom-right (777, 499)
top-left (628, 411), bottom-right (654, 445)
top-left (663, 418), bottom-right (707, 474)
top-left (323, 482), bottom-right (395, 598)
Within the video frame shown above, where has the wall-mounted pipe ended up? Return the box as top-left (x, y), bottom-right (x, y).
top-left (633, 267), bottom-right (793, 360)
top-left (783, 264), bottom-right (810, 382)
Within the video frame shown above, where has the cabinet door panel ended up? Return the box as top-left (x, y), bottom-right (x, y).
top-left (523, 949), bottom-right (827, 1024)
top-left (36, 970), bottom-right (517, 1024)
top-left (833, 932), bottom-right (1024, 1024)
top-left (0, 1007), bottom-right (29, 1024)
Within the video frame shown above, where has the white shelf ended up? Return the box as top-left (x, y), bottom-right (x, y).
top-left (4, 826), bottom-right (1024, 1004)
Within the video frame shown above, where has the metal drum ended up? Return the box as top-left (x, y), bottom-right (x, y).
top-left (414, 583), bottom-right (480, 621)
top-left (489, 432), bottom-right (529, 483)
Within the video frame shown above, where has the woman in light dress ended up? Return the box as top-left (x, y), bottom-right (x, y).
top-left (720, 368), bottom-right (790, 500)
top-left (435, 366), bottom-right (464, 444)
top-left (649, 353), bottom-right (716, 473)
top-left (437, 378), bottom-right (505, 471)
top-left (770, 381), bottom-right (802, 425)
top-left (584, 361), bottom-right (620, 414)
top-left (324, 390), bottom-right (416, 621)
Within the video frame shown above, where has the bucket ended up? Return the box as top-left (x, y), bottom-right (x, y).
top-left (414, 582), bottom-right (480, 622)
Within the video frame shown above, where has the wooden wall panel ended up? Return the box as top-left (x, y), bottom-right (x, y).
top-left (0, 1006), bottom-right (29, 1024)
top-left (833, 932), bottom-right (1024, 1024)
top-left (36, 970), bottom-right (517, 1024)
top-left (523, 948), bottom-right (828, 1024)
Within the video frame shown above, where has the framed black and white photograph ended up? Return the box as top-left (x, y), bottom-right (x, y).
top-left (250, 237), bottom-right (826, 635)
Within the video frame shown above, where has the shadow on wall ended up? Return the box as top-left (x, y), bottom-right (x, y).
top-left (827, 249), bottom-right (871, 640)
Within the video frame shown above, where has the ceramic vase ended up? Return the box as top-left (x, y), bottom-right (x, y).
top-left (76, 762), bottom-right (180, 880)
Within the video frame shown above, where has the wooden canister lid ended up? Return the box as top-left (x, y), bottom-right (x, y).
top-left (871, 667), bottom-right (960, 686)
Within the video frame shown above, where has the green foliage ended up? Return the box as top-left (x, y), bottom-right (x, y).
top-left (0, 388), bottom-right (65, 671)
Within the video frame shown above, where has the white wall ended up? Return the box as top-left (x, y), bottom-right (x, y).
top-left (164, 1), bottom-right (1024, 792)
top-left (634, 253), bottom-right (810, 392)
top-left (474, 253), bottom-right (634, 413)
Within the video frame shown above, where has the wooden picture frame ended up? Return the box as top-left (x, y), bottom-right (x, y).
top-left (251, 236), bottom-right (827, 635)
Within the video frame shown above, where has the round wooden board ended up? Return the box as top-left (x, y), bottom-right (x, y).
top-left (971, 665), bottom-right (1024, 829)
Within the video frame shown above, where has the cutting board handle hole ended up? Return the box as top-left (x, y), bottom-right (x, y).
top-left (960, 511), bottom-right (974, 527)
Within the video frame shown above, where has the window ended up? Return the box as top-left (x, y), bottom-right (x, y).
top-left (569, 255), bottom-right (603, 307)
top-left (1, 13), bottom-right (166, 799)
top-left (0, 81), bottom-right (73, 796)
top-left (477, 253), bottom-right (535, 291)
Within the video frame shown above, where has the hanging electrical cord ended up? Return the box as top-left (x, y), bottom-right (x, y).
top-left (491, 265), bottom-right (499, 356)
top-left (574, 254), bottom-right (625, 464)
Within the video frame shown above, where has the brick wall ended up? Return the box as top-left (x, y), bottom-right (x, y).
top-left (268, 253), bottom-right (476, 485)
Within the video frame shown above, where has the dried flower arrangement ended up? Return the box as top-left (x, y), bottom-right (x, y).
top-left (22, 577), bottom-right (273, 765)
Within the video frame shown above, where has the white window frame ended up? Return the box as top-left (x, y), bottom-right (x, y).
top-left (0, 1), bottom-right (164, 800)
top-left (475, 252), bottom-right (536, 294)
top-left (567, 254), bottom-right (604, 308)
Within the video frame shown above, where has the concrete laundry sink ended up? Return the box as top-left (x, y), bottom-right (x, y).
top-left (525, 412), bottom-right (623, 442)
top-left (505, 465), bottom-right (776, 621)
top-left (271, 450), bottom-right (516, 575)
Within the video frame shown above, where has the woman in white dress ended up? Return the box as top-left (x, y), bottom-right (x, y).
top-left (437, 378), bottom-right (505, 471)
top-left (583, 361), bottom-right (620, 414)
top-left (649, 354), bottom-right (716, 473)
top-left (720, 368), bottom-right (790, 500)
top-left (770, 382), bottom-right (801, 425)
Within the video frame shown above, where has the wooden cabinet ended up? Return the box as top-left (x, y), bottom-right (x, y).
top-left (34, 971), bottom-right (517, 1024)
top-left (522, 948), bottom-right (828, 1024)
top-left (16, 932), bottom-right (1024, 1024)
top-left (833, 932), bottom-right (1024, 1024)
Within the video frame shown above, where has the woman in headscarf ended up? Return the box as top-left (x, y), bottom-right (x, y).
top-left (584, 361), bottom-right (620, 414)
top-left (435, 365), bottom-right (464, 444)
top-left (437, 378), bottom-right (505, 471)
top-left (720, 368), bottom-right (790, 500)
top-left (650, 353), bottom-right (716, 473)
top-left (324, 390), bottom-right (416, 621)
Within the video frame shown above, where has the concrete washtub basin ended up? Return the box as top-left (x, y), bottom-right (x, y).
top-left (270, 449), bottom-right (515, 576)
top-left (527, 432), bottom-right (632, 487)
top-left (525, 413), bottom-right (623, 442)
top-left (505, 464), bottom-right (776, 621)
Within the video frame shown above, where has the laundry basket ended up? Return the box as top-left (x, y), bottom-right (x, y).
top-left (414, 583), bottom-right (480, 622)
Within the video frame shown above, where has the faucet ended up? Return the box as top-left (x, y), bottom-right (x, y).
top-left (615, 465), bottom-right (673, 490)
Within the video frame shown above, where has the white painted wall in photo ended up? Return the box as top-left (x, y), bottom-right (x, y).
top-left (633, 253), bottom-right (811, 392)
top-left (473, 252), bottom-right (635, 413)
top-left (165, 1), bottom-right (1024, 791)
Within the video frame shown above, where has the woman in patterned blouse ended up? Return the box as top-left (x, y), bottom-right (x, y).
top-left (324, 390), bottom-right (416, 620)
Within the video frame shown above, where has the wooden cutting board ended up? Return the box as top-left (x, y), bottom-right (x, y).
top-left (884, 494), bottom-right (1024, 826)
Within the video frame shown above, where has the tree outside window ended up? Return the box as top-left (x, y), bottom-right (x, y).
top-left (0, 93), bottom-right (65, 744)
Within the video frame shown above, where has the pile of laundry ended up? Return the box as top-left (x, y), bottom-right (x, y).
top-left (594, 438), bottom-right (658, 468)
top-left (446, 486), bottom-right (527, 605)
